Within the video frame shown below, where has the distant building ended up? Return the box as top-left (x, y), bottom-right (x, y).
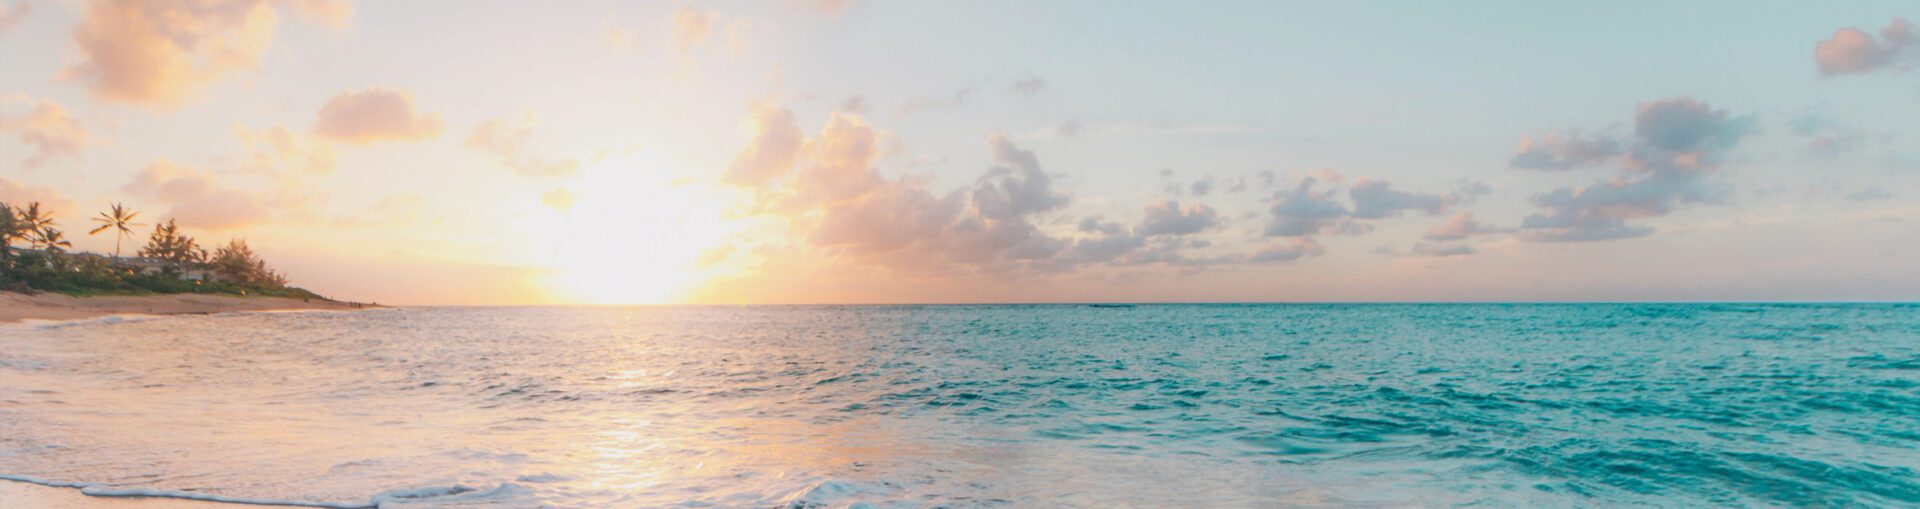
top-left (111, 256), bottom-right (212, 281)
top-left (14, 249), bottom-right (213, 281)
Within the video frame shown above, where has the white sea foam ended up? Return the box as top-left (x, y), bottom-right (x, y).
top-left (0, 474), bottom-right (509, 508)
top-left (511, 472), bottom-right (571, 483)
top-left (3, 313), bottom-right (160, 330)
top-left (77, 485), bottom-right (378, 508)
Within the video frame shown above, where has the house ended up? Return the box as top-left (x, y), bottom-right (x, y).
top-left (111, 256), bottom-right (213, 281)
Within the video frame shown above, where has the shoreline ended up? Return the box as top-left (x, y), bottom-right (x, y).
top-left (0, 479), bottom-right (242, 508)
top-left (0, 291), bottom-right (378, 324)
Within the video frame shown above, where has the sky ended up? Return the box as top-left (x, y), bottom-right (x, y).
top-left (1, 1), bottom-right (1916, 305)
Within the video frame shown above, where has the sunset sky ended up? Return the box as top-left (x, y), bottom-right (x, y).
top-left (2, 1), bottom-right (1916, 305)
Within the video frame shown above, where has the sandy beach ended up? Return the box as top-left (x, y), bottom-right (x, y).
top-left (0, 291), bottom-right (374, 324)
top-left (3, 292), bottom-right (376, 508)
top-left (0, 481), bottom-right (235, 509)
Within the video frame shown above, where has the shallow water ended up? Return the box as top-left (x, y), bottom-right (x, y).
top-left (2, 304), bottom-right (1918, 508)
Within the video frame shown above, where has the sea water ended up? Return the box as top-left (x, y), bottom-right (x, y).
top-left (1, 304), bottom-right (1917, 508)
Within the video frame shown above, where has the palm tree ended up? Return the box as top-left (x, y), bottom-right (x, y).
top-left (16, 202), bottom-right (51, 249)
top-left (0, 203), bottom-right (20, 272)
top-left (89, 202), bottom-right (144, 259)
top-left (33, 226), bottom-right (71, 254)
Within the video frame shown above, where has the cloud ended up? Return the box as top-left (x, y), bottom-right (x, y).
top-left (1246, 238), bottom-right (1324, 263)
top-left (604, 27), bottom-right (644, 53)
top-left (312, 87), bottom-right (443, 144)
top-left (784, 0), bottom-right (857, 16)
top-left (1423, 212), bottom-right (1499, 241)
top-left (722, 104), bottom-right (1219, 276)
top-left (1348, 178), bottom-right (1454, 219)
top-left (236, 124), bottom-right (336, 174)
top-left (1224, 176), bottom-right (1248, 194)
top-left (835, 95), bottom-right (870, 115)
top-left (1188, 176), bottom-right (1214, 196)
top-left (276, 0), bottom-right (353, 28)
top-left (1509, 131), bottom-right (1621, 170)
top-left (1788, 113), bottom-right (1886, 160)
top-left (1847, 186), bottom-right (1893, 202)
top-left (0, 1), bottom-right (30, 32)
top-left (1410, 242), bottom-right (1475, 257)
top-left (465, 113), bottom-right (581, 177)
top-left (230, 125), bottom-right (342, 223)
top-left (1519, 171), bottom-right (1710, 242)
top-left (971, 135), bottom-right (1071, 220)
top-left (1455, 179), bottom-right (1493, 201)
top-left (63, 0), bottom-right (348, 108)
top-left (697, 244), bottom-right (736, 267)
top-left (1518, 97), bottom-right (1749, 242)
top-left (1891, 154), bottom-right (1920, 172)
top-left (1139, 199), bottom-right (1220, 236)
top-left (1007, 74), bottom-right (1045, 97)
top-left (723, 103), bottom-right (804, 186)
top-left (0, 98), bottom-right (88, 168)
top-left (899, 84), bottom-right (979, 115)
top-left (1056, 120), bottom-right (1084, 139)
top-left (0, 177), bottom-right (75, 214)
top-left (674, 6), bottom-right (714, 52)
top-left (1263, 176), bottom-right (1366, 237)
top-left (542, 188), bottom-right (574, 210)
top-left (329, 192), bottom-right (427, 227)
top-left (1625, 97), bottom-right (1753, 171)
top-left (729, 110), bottom-right (1042, 270)
top-left (1046, 121), bottom-right (1263, 139)
top-left (1804, 134), bottom-right (1863, 160)
top-left (121, 162), bottom-right (269, 230)
top-left (721, 104), bottom-right (1350, 282)
top-left (1816, 18), bottom-right (1914, 76)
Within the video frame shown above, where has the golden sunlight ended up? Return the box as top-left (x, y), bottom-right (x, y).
top-left (527, 152), bottom-right (741, 304)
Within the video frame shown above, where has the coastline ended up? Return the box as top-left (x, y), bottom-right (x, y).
top-left (0, 480), bottom-right (236, 508)
top-left (0, 291), bottom-right (377, 324)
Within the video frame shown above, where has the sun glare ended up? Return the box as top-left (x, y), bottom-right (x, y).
top-left (528, 152), bottom-right (741, 305)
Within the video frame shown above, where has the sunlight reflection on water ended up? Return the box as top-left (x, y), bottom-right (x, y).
top-left (2, 304), bottom-right (1918, 507)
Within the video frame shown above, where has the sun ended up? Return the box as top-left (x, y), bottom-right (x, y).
top-left (526, 151), bottom-right (742, 305)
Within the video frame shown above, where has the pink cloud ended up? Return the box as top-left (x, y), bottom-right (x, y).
top-left (722, 103), bottom-right (803, 186)
top-left (784, 0), bottom-right (857, 16)
top-left (1816, 18), bottom-right (1914, 76)
top-left (312, 87), bottom-right (444, 144)
top-left (64, 0), bottom-right (351, 108)
top-left (465, 113), bottom-right (580, 176)
top-left (0, 98), bottom-right (88, 168)
top-left (673, 7), bottom-right (714, 53)
top-left (1423, 212), bottom-right (1499, 241)
top-left (121, 162), bottom-right (269, 230)
top-left (0, 1), bottom-right (31, 32)
top-left (237, 125), bottom-right (337, 174)
top-left (0, 177), bottom-right (76, 215)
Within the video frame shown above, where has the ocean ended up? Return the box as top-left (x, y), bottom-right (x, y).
top-left (1, 304), bottom-right (1917, 508)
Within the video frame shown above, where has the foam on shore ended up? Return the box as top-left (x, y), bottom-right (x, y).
top-left (0, 474), bottom-right (499, 509)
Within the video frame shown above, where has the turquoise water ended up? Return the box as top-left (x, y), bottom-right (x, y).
top-left (2, 304), bottom-right (1917, 507)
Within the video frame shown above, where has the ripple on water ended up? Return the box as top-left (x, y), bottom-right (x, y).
top-left (0, 304), bottom-right (1917, 507)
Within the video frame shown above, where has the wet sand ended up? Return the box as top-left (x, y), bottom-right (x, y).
top-left (0, 481), bottom-right (231, 508)
top-left (0, 292), bottom-right (374, 324)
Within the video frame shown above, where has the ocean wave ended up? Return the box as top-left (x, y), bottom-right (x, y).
top-left (3, 304), bottom-right (1918, 506)
top-left (0, 473), bottom-right (530, 509)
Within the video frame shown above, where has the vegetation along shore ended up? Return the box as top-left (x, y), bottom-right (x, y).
top-left (0, 201), bottom-right (372, 323)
